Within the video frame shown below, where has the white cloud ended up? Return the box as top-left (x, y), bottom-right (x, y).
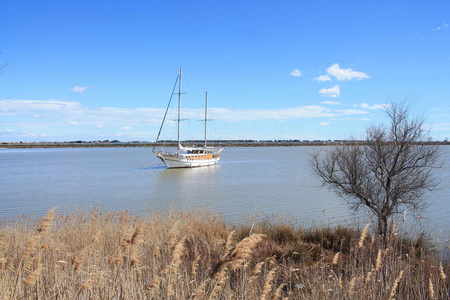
top-left (433, 22), bottom-right (449, 31)
top-left (1, 99), bottom-right (373, 124)
top-left (70, 86), bottom-right (90, 94)
top-left (0, 99), bottom-right (81, 113)
top-left (337, 109), bottom-right (370, 115)
top-left (321, 101), bottom-right (340, 105)
top-left (314, 75), bottom-right (331, 82)
top-left (210, 106), bottom-right (337, 121)
top-left (320, 122), bottom-right (330, 126)
top-left (290, 69), bottom-right (303, 77)
top-left (432, 123), bottom-right (450, 131)
top-left (361, 103), bottom-right (388, 110)
top-left (319, 85), bottom-right (340, 98)
top-left (1, 99), bottom-right (374, 141)
top-left (326, 63), bottom-right (370, 81)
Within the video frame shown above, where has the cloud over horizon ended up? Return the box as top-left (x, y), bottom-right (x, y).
top-left (1, 99), bottom-right (374, 141)
top-left (321, 101), bottom-right (340, 105)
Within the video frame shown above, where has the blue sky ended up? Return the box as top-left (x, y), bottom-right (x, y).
top-left (1, 0), bottom-right (449, 142)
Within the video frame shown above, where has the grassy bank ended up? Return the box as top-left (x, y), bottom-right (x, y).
top-left (0, 208), bottom-right (448, 299)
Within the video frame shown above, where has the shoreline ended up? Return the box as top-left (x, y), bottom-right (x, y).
top-left (2, 140), bottom-right (449, 149)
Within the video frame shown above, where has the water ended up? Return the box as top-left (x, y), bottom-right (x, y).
top-left (1, 146), bottom-right (448, 247)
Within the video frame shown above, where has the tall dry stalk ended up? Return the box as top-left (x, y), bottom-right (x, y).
top-left (38, 207), bottom-right (56, 233)
top-left (391, 218), bottom-right (396, 236)
top-left (248, 261), bottom-right (265, 285)
top-left (357, 224), bottom-right (370, 248)
top-left (170, 237), bottom-right (186, 275)
top-left (439, 262), bottom-right (446, 281)
top-left (222, 230), bottom-right (236, 259)
top-left (332, 252), bottom-right (340, 265)
top-left (1, 208), bottom-right (448, 299)
top-left (166, 237), bottom-right (186, 298)
top-left (347, 276), bottom-right (357, 298)
top-left (271, 283), bottom-right (286, 300)
top-left (21, 236), bottom-right (39, 261)
top-left (375, 249), bottom-right (383, 271)
top-left (209, 272), bottom-right (229, 300)
top-left (191, 255), bottom-right (201, 276)
top-left (388, 270), bottom-right (404, 300)
top-left (228, 234), bottom-right (266, 270)
top-left (364, 271), bottom-right (372, 284)
top-left (130, 224), bottom-right (144, 245)
top-left (167, 220), bottom-right (180, 249)
top-left (24, 263), bottom-right (41, 285)
top-left (428, 277), bottom-right (435, 300)
top-left (146, 275), bottom-right (163, 297)
top-left (72, 248), bottom-right (87, 272)
top-left (192, 278), bottom-right (211, 300)
top-left (78, 271), bottom-right (102, 296)
top-left (261, 267), bottom-right (278, 300)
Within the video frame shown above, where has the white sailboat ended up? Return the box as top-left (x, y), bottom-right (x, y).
top-left (153, 69), bottom-right (223, 168)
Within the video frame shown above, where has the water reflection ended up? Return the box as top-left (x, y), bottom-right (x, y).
top-left (154, 165), bottom-right (222, 211)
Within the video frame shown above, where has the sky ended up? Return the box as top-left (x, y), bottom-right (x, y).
top-left (1, 0), bottom-right (449, 142)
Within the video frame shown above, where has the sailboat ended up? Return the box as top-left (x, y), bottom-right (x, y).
top-left (153, 69), bottom-right (223, 168)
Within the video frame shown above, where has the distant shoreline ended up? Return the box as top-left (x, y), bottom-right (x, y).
top-left (2, 140), bottom-right (449, 149)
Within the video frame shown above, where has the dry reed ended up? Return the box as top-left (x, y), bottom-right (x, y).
top-left (428, 277), bottom-right (435, 300)
top-left (261, 267), bottom-right (278, 299)
top-left (271, 283), bottom-right (286, 300)
top-left (347, 276), bottom-right (357, 298)
top-left (438, 262), bottom-right (446, 281)
top-left (375, 249), bottom-right (383, 271)
top-left (23, 264), bottom-right (41, 285)
top-left (357, 224), bottom-right (370, 248)
top-left (229, 233), bottom-right (266, 270)
top-left (332, 251), bottom-right (340, 265)
top-left (388, 270), bottom-right (404, 300)
top-left (37, 206), bottom-right (56, 233)
top-left (364, 271), bottom-right (372, 284)
top-left (0, 208), bottom-right (447, 299)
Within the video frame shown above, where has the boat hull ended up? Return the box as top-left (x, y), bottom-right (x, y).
top-left (154, 151), bottom-right (221, 168)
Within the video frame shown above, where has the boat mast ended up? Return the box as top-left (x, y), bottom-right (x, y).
top-left (154, 74), bottom-right (179, 147)
top-left (177, 68), bottom-right (182, 151)
top-left (204, 91), bottom-right (208, 147)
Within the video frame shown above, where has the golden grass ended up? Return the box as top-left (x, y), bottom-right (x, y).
top-left (0, 207), bottom-right (448, 299)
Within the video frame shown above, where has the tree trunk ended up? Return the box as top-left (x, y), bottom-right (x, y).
top-left (377, 215), bottom-right (388, 242)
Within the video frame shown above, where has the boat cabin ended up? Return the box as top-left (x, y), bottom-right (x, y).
top-left (186, 149), bottom-right (214, 155)
top-left (179, 148), bottom-right (215, 159)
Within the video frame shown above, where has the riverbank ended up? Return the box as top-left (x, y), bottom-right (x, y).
top-left (2, 140), bottom-right (449, 148)
top-left (0, 208), bottom-right (447, 299)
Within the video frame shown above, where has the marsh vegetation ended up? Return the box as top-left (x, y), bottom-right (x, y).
top-left (0, 207), bottom-right (448, 299)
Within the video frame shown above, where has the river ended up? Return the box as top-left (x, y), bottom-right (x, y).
top-left (1, 146), bottom-right (448, 249)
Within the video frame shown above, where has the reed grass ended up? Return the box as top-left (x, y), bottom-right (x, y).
top-left (0, 207), bottom-right (448, 299)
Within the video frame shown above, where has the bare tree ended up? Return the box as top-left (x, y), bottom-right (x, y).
top-left (310, 102), bottom-right (441, 238)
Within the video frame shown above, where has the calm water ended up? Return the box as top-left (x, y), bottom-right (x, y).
top-left (1, 146), bottom-right (448, 246)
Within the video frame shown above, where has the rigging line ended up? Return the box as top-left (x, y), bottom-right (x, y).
top-left (154, 74), bottom-right (180, 145)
